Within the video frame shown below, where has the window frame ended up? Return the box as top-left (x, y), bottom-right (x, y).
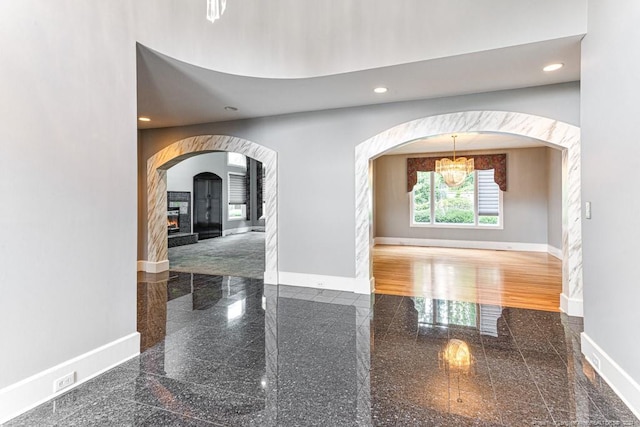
top-left (227, 172), bottom-right (247, 221)
top-left (409, 170), bottom-right (503, 229)
top-left (227, 152), bottom-right (247, 169)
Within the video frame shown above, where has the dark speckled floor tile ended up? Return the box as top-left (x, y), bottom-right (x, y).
top-left (55, 397), bottom-right (157, 426)
top-left (497, 400), bottom-right (554, 426)
top-left (115, 373), bottom-right (265, 425)
top-left (7, 274), bottom-right (640, 426)
top-left (138, 410), bottom-right (221, 426)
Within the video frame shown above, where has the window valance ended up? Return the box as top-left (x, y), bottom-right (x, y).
top-left (407, 153), bottom-right (507, 192)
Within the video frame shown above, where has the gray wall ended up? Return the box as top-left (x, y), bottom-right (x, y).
top-left (138, 82), bottom-right (580, 277)
top-left (166, 152), bottom-right (254, 233)
top-left (546, 148), bottom-right (563, 250)
top-left (582, 1), bottom-right (640, 382)
top-left (374, 147), bottom-right (555, 244)
top-left (0, 2), bottom-right (137, 388)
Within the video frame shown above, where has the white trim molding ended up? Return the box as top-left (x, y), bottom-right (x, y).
top-left (374, 237), bottom-right (550, 253)
top-left (560, 293), bottom-right (584, 317)
top-left (0, 333), bottom-right (140, 424)
top-left (222, 226), bottom-right (252, 236)
top-left (137, 259), bottom-right (169, 273)
top-left (279, 271), bottom-right (369, 294)
top-left (548, 245), bottom-right (563, 260)
top-left (581, 333), bottom-right (640, 420)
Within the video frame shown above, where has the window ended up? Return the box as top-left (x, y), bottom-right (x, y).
top-left (227, 152), bottom-right (246, 168)
top-left (228, 173), bottom-right (246, 220)
top-left (411, 169), bottom-right (501, 227)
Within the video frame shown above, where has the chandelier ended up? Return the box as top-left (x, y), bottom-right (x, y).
top-left (207, 0), bottom-right (227, 23)
top-left (435, 135), bottom-right (474, 187)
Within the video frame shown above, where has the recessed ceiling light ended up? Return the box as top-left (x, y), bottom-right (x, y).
top-left (224, 106), bottom-right (238, 111)
top-left (543, 63), bottom-right (564, 72)
top-left (138, 117), bottom-right (151, 122)
top-left (374, 87), bottom-right (388, 94)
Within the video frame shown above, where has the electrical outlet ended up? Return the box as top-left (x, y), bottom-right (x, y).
top-left (53, 372), bottom-right (76, 392)
top-left (590, 354), bottom-right (601, 371)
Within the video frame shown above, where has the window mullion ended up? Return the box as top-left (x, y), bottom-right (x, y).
top-left (474, 170), bottom-right (479, 226)
top-left (430, 172), bottom-right (435, 224)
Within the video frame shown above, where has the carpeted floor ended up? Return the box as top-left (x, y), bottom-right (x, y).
top-left (168, 232), bottom-right (265, 279)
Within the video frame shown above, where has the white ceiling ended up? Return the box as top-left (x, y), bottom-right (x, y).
top-left (136, 35), bottom-right (581, 129)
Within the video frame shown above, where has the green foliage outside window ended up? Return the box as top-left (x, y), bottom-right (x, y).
top-left (412, 171), bottom-right (499, 225)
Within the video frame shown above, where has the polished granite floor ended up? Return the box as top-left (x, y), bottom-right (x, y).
top-left (5, 272), bottom-right (639, 426)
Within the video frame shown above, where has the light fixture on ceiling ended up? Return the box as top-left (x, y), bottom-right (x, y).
top-left (373, 87), bottom-right (388, 94)
top-left (224, 106), bottom-right (238, 111)
top-left (207, 0), bottom-right (227, 23)
top-left (138, 117), bottom-right (151, 122)
top-left (435, 135), bottom-right (474, 187)
top-left (543, 63), bottom-right (564, 72)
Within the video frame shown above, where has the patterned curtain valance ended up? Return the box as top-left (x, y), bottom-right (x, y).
top-left (407, 153), bottom-right (507, 192)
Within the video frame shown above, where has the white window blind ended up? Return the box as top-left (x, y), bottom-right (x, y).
top-left (478, 169), bottom-right (500, 216)
top-left (228, 174), bottom-right (246, 204)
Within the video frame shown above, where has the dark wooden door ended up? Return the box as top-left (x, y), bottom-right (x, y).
top-left (193, 172), bottom-right (222, 239)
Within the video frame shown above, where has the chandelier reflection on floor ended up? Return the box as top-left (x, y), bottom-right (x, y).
top-left (439, 338), bottom-right (476, 403)
top-left (207, 0), bottom-right (227, 23)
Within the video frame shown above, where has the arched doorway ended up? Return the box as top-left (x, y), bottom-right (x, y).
top-left (146, 135), bottom-right (278, 284)
top-left (355, 111), bottom-right (583, 316)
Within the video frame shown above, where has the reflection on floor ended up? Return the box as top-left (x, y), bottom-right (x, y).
top-left (168, 231), bottom-right (265, 279)
top-left (7, 273), bottom-right (638, 426)
top-left (374, 245), bottom-right (563, 312)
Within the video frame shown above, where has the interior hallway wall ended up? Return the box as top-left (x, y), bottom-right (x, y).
top-left (138, 83), bottom-right (580, 279)
top-left (0, 1), bottom-right (138, 390)
top-left (581, 0), bottom-right (640, 402)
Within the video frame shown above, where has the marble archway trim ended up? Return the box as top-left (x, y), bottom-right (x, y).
top-left (147, 135), bottom-right (278, 284)
top-left (355, 111), bottom-right (583, 316)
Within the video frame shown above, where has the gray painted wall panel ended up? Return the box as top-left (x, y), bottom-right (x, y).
top-left (0, 2), bottom-right (137, 388)
top-left (581, 0), bottom-right (640, 383)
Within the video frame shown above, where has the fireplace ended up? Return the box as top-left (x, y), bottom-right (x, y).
top-left (167, 207), bottom-right (180, 234)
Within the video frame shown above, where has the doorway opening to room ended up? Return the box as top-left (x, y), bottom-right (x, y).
top-left (166, 151), bottom-right (266, 280)
top-left (371, 133), bottom-right (563, 312)
top-left (355, 111), bottom-right (583, 317)
top-left (140, 135), bottom-right (277, 355)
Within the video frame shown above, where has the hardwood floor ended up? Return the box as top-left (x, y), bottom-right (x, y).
top-left (372, 245), bottom-right (562, 312)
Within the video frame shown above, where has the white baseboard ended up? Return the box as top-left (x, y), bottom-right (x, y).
top-left (548, 245), bottom-right (563, 260)
top-left (0, 332), bottom-right (140, 424)
top-left (278, 272), bottom-right (360, 293)
top-left (374, 237), bottom-right (549, 253)
top-left (353, 278), bottom-right (372, 295)
top-left (137, 260), bottom-right (169, 273)
top-left (222, 227), bottom-right (251, 236)
top-left (581, 333), bottom-right (640, 420)
top-left (560, 293), bottom-right (583, 317)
